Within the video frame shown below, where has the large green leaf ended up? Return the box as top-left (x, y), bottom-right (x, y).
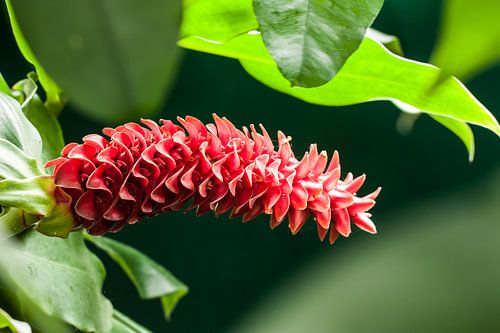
top-left (0, 92), bottom-right (42, 160)
top-left (7, 0), bottom-right (182, 123)
top-left (4, 0), bottom-right (64, 115)
top-left (86, 235), bottom-right (188, 320)
top-left (12, 77), bottom-right (65, 163)
top-left (431, 0), bottom-right (500, 80)
top-left (181, 0), bottom-right (258, 41)
top-left (253, 0), bottom-right (384, 87)
top-left (179, 33), bottom-right (500, 138)
top-left (111, 310), bottom-right (152, 333)
top-left (0, 231), bottom-right (113, 333)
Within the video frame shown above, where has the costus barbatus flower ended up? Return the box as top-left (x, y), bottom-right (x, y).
top-left (45, 115), bottom-right (381, 244)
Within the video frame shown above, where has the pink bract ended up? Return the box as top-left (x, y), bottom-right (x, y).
top-left (45, 114), bottom-right (380, 244)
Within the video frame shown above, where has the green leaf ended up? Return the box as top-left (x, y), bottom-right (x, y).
top-left (181, 0), bottom-right (258, 41)
top-left (0, 92), bottom-right (42, 160)
top-left (179, 33), bottom-right (500, 137)
top-left (431, 0), bottom-right (500, 80)
top-left (0, 231), bottom-right (113, 333)
top-left (12, 77), bottom-right (65, 163)
top-left (0, 139), bottom-right (43, 180)
top-left (4, 0), bottom-right (64, 114)
top-left (253, 0), bottom-right (384, 87)
top-left (7, 0), bottom-right (182, 123)
top-left (0, 73), bottom-right (10, 95)
top-left (86, 235), bottom-right (188, 320)
top-left (111, 310), bottom-right (152, 333)
top-left (0, 176), bottom-right (55, 216)
top-left (35, 203), bottom-right (75, 238)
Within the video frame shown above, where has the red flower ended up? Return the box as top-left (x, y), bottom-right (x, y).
top-left (46, 115), bottom-right (380, 243)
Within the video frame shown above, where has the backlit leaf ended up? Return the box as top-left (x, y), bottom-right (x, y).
top-left (179, 33), bottom-right (500, 138)
top-left (181, 0), bottom-right (257, 41)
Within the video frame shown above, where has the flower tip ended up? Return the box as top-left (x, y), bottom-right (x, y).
top-left (365, 187), bottom-right (382, 200)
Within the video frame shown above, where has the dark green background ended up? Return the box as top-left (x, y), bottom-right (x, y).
top-left (1, 0), bottom-right (499, 332)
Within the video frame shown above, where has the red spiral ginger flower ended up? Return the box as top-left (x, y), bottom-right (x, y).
top-left (45, 115), bottom-right (381, 243)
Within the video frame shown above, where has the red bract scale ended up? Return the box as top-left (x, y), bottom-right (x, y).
top-left (45, 115), bottom-right (381, 244)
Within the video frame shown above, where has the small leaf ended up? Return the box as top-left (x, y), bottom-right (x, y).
top-left (111, 310), bottom-right (153, 333)
top-left (86, 235), bottom-right (188, 319)
top-left (7, 0), bottom-right (182, 123)
top-left (253, 0), bottom-right (384, 87)
top-left (0, 231), bottom-right (113, 333)
top-left (0, 73), bottom-right (10, 95)
top-left (0, 176), bottom-right (55, 216)
top-left (181, 0), bottom-right (258, 41)
top-left (13, 77), bottom-right (65, 163)
top-left (0, 92), bottom-right (42, 160)
top-left (35, 203), bottom-right (75, 238)
top-left (0, 307), bottom-right (20, 333)
top-left (4, 0), bottom-right (64, 114)
top-left (431, 0), bottom-right (500, 80)
top-left (0, 139), bottom-right (43, 180)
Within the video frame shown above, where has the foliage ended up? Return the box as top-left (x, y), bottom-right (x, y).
top-left (178, 0), bottom-right (499, 160)
top-left (0, 82), bottom-right (185, 331)
top-left (6, 0), bottom-right (182, 123)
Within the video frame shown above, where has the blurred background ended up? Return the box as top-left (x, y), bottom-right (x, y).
top-left (1, 0), bottom-right (500, 332)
